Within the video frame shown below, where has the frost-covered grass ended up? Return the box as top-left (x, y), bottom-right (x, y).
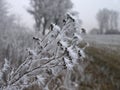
top-left (83, 34), bottom-right (120, 52)
top-left (0, 14), bottom-right (88, 90)
top-left (83, 35), bottom-right (120, 46)
top-left (23, 45), bottom-right (120, 90)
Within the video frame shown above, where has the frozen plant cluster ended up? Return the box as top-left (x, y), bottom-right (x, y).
top-left (0, 14), bottom-right (89, 90)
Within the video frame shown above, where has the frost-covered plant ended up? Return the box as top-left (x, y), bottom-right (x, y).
top-left (0, 13), bottom-right (89, 90)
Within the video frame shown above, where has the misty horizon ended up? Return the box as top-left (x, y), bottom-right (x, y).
top-left (6, 0), bottom-right (120, 32)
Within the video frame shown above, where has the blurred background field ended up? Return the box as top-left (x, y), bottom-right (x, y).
top-left (67, 34), bottom-right (120, 90)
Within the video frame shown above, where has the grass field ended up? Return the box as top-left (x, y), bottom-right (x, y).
top-left (80, 35), bottom-right (120, 89)
top-left (79, 44), bottom-right (120, 90)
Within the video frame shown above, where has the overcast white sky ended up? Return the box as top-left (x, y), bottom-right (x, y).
top-left (6, 0), bottom-right (120, 31)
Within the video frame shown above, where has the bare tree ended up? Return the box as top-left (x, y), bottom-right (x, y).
top-left (96, 8), bottom-right (119, 34)
top-left (96, 8), bottom-right (110, 34)
top-left (109, 10), bottom-right (119, 30)
top-left (28, 0), bottom-right (73, 35)
top-left (0, 0), bottom-right (8, 33)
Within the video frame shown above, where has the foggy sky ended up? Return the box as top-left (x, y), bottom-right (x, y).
top-left (6, 0), bottom-right (120, 31)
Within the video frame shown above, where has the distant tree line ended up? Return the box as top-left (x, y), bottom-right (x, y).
top-left (0, 0), bottom-right (33, 68)
top-left (28, 0), bottom-right (74, 35)
top-left (90, 8), bottom-right (120, 34)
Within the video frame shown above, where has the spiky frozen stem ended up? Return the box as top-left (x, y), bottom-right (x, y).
top-left (0, 14), bottom-right (89, 90)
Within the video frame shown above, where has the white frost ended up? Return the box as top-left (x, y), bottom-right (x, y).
top-left (68, 46), bottom-right (78, 60)
top-left (37, 75), bottom-right (45, 86)
top-left (64, 57), bottom-right (73, 70)
top-left (80, 49), bottom-right (86, 58)
top-left (2, 58), bottom-right (10, 72)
